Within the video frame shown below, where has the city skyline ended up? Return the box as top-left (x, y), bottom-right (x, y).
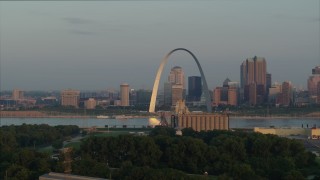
top-left (0, 1), bottom-right (319, 91)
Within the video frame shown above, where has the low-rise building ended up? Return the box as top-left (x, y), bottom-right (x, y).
top-left (254, 127), bottom-right (320, 139)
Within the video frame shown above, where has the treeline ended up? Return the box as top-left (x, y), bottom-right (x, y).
top-left (1, 124), bottom-right (319, 179)
top-left (0, 124), bottom-right (80, 179)
top-left (1, 124), bottom-right (79, 148)
top-left (76, 127), bottom-right (320, 179)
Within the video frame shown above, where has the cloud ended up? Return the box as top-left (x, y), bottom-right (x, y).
top-left (69, 30), bottom-right (97, 35)
top-left (274, 14), bottom-right (320, 22)
top-left (63, 17), bottom-right (94, 24)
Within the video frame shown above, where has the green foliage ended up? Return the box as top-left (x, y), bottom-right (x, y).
top-left (72, 158), bottom-right (110, 178)
top-left (78, 128), bottom-right (319, 179)
top-left (52, 140), bottom-right (63, 149)
top-left (2, 124), bottom-right (319, 179)
top-left (0, 124), bottom-right (80, 179)
top-left (149, 126), bottom-right (176, 137)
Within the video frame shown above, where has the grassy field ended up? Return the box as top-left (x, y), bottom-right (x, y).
top-left (37, 145), bottom-right (54, 154)
top-left (64, 142), bottom-right (81, 150)
top-left (316, 157), bottom-right (320, 166)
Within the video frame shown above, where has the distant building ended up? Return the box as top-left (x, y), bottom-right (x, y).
top-left (266, 73), bottom-right (272, 96)
top-left (61, 89), bottom-right (80, 108)
top-left (213, 87), bottom-right (223, 105)
top-left (308, 75), bottom-right (320, 96)
top-left (176, 113), bottom-right (229, 132)
top-left (228, 87), bottom-right (238, 106)
top-left (268, 82), bottom-right (282, 103)
top-left (135, 89), bottom-right (152, 106)
top-left (167, 66), bottom-right (186, 107)
top-left (129, 89), bottom-right (137, 106)
top-left (172, 84), bottom-right (183, 106)
top-left (254, 127), bottom-right (320, 139)
top-left (163, 82), bottom-right (172, 106)
top-left (188, 76), bottom-right (202, 101)
top-left (120, 83), bottom-right (129, 106)
top-left (317, 82), bottom-right (320, 103)
top-left (249, 83), bottom-right (257, 106)
top-left (240, 56), bottom-right (267, 105)
top-left (41, 97), bottom-right (58, 106)
top-left (312, 66), bottom-right (320, 75)
top-left (277, 81), bottom-right (293, 106)
top-left (85, 98), bottom-right (96, 109)
top-left (213, 78), bottom-right (239, 106)
top-left (308, 66), bottom-right (320, 104)
top-left (12, 89), bottom-right (24, 100)
top-left (295, 90), bottom-right (310, 107)
top-left (168, 66), bottom-right (185, 89)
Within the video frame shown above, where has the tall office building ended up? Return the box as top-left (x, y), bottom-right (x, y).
top-left (308, 66), bottom-right (320, 97)
top-left (12, 89), bottom-right (24, 100)
top-left (61, 89), bottom-right (80, 108)
top-left (167, 66), bottom-right (186, 106)
top-left (213, 78), bottom-right (239, 106)
top-left (312, 66), bottom-right (320, 74)
top-left (172, 84), bottom-right (183, 106)
top-left (266, 73), bottom-right (272, 96)
top-left (268, 82), bottom-right (282, 103)
top-left (240, 56), bottom-right (267, 105)
top-left (163, 82), bottom-right (172, 106)
top-left (85, 98), bottom-right (97, 109)
top-left (277, 81), bottom-right (293, 106)
top-left (120, 83), bottom-right (130, 106)
top-left (317, 82), bottom-right (320, 103)
top-left (135, 89), bottom-right (152, 106)
top-left (188, 76), bottom-right (202, 101)
top-left (249, 83), bottom-right (257, 106)
top-left (168, 66), bottom-right (185, 88)
top-left (228, 87), bottom-right (238, 106)
top-left (213, 87), bottom-right (222, 105)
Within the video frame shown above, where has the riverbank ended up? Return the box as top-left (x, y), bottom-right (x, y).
top-left (1, 110), bottom-right (319, 119)
top-left (0, 111), bottom-right (154, 119)
top-left (230, 116), bottom-right (320, 119)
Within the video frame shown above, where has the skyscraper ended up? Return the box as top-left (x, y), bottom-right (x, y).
top-left (277, 81), bottom-right (293, 106)
top-left (249, 83), bottom-right (257, 106)
top-left (308, 66), bottom-right (320, 96)
top-left (213, 78), bottom-right (239, 106)
top-left (61, 89), bottom-right (80, 108)
top-left (12, 89), bottom-right (24, 100)
top-left (240, 56), bottom-right (267, 105)
top-left (135, 89), bottom-right (152, 106)
top-left (85, 98), bottom-right (97, 109)
top-left (167, 66), bottom-right (186, 106)
top-left (120, 83), bottom-right (129, 106)
top-left (163, 82), bottom-right (172, 106)
top-left (168, 66), bottom-right (185, 89)
top-left (172, 84), bottom-right (183, 106)
top-left (188, 76), bottom-right (202, 101)
top-left (266, 73), bottom-right (272, 96)
top-left (312, 66), bottom-right (320, 74)
top-left (213, 87), bottom-right (222, 106)
top-left (268, 82), bottom-right (282, 103)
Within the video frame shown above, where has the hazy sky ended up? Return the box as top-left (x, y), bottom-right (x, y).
top-left (0, 0), bottom-right (319, 91)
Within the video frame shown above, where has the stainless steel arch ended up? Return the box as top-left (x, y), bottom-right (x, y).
top-left (149, 48), bottom-right (212, 113)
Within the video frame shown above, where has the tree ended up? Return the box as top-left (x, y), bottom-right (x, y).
top-left (52, 140), bottom-right (63, 149)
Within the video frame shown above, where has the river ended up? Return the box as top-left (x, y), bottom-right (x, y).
top-left (0, 117), bottom-right (319, 129)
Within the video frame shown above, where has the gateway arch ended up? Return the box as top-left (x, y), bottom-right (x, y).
top-left (149, 48), bottom-right (212, 113)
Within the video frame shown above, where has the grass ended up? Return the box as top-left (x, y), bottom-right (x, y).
top-left (91, 131), bottom-right (131, 137)
top-left (37, 145), bottom-right (54, 154)
top-left (316, 157), bottom-right (320, 166)
top-left (64, 142), bottom-right (81, 150)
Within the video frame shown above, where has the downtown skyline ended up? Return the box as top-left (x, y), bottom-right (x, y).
top-left (0, 0), bottom-right (319, 91)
